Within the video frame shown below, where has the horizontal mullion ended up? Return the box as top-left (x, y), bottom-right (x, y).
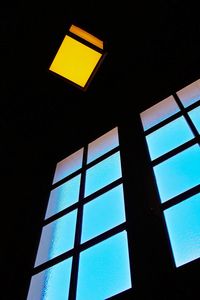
top-left (152, 137), bottom-right (198, 167)
top-left (161, 184), bottom-right (200, 211)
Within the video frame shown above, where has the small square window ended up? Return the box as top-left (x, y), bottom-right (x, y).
top-left (45, 174), bottom-right (81, 219)
top-left (85, 152), bottom-right (122, 197)
top-left (81, 184), bottom-right (126, 243)
top-left (164, 193), bottom-right (200, 267)
top-left (34, 210), bottom-right (77, 267)
top-left (27, 258), bottom-right (72, 300)
top-left (153, 144), bottom-right (200, 202)
top-left (146, 116), bottom-right (194, 160)
top-left (140, 96), bottom-right (180, 131)
top-left (52, 148), bottom-right (83, 184)
top-left (77, 231), bottom-right (132, 300)
top-left (176, 79), bottom-right (200, 108)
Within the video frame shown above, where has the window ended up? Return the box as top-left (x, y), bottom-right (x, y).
top-left (27, 127), bottom-right (132, 299)
top-left (140, 79), bottom-right (200, 267)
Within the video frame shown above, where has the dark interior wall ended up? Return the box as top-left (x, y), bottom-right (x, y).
top-left (1, 1), bottom-right (200, 299)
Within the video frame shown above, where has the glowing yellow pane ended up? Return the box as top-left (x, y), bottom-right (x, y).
top-left (69, 25), bottom-right (103, 50)
top-left (49, 35), bottom-right (102, 88)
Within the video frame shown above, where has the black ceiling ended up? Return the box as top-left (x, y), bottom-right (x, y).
top-left (1, 1), bottom-right (200, 299)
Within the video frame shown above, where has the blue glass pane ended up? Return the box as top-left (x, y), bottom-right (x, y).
top-left (146, 116), bottom-right (194, 160)
top-left (45, 175), bottom-right (81, 219)
top-left (140, 96), bottom-right (180, 131)
top-left (85, 152), bottom-right (122, 197)
top-left (164, 193), bottom-right (200, 267)
top-left (34, 210), bottom-right (77, 266)
top-left (77, 231), bottom-right (132, 300)
top-left (153, 144), bottom-right (200, 203)
top-left (53, 148), bottom-right (83, 184)
top-left (87, 127), bottom-right (119, 163)
top-left (177, 79), bottom-right (200, 108)
top-left (81, 184), bottom-right (126, 243)
top-left (27, 257), bottom-right (72, 300)
top-left (188, 106), bottom-right (200, 134)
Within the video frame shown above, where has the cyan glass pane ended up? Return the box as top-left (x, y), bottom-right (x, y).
top-left (153, 144), bottom-right (200, 203)
top-left (77, 231), bottom-right (132, 300)
top-left (34, 210), bottom-right (77, 267)
top-left (177, 79), bottom-right (200, 108)
top-left (27, 257), bottom-right (72, 300)
top-left (85, 152), bottom-right (122, 197)
top-left (188, 106), bottom-right (200, 134)
top-left (87, 127), bottom-right (119, 163)
top-left (81, 184), bottom-right (126, 243)
top-left (53, 148), bottom-right (83, 184)
top-left (146, 116), bottom-right (194, 160)
top-left (45, 175), bottom-right (81, 219)
top-left (164, 193), bottom-right (200, 267)
top-left (140, 96), bottom-right (180, 131)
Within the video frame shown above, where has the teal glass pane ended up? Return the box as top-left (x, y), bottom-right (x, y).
top-left (34, 210), bottom-right (77, 267)
top-left (153, 144), bottom-right (200, 203)
top-left (164, 193), bottom-right (200, 267)
top-left (27, 257), bottom-right (72, 300)
top-left (188, 106), bottom-right (200, 134)
top-left (81, 184), bottom-right (126, 243)
top-left (140, 96), bottom-right (180, 131)
top-left (77, 231), bottom-right (132, 300)
top-left (45, 175), bottom-right (81, 219)
top-left (85, 152), bottom-right (122, 197)
top-left (146, 116), bottom-right (194, 160)
top-left (53, 148), bottom-right (83, 184)
top-left (87, 127), bottom-right (119, 163)
top-left (177, 79), bottom-right (200, 108)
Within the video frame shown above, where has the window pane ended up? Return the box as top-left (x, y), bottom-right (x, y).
top-left (153, 144), bottom-right (200, 202)
top-left (77, 231), bottom-right (132, 300)
top-left (146, 116), bottom-right (194, 160)
top-left (140, 96), bottom-right (180, 131)
top-left (53, 148), bottom-right (83, 184)
top-left (34, 210), bottom-right (77, 267)
top-left (188, 105), bottom-right (200, 134)
top-left (85, 152), bottom-right (122, 197)
top-left (27, 257), bottom-right (72, 300)
top-left (164, 193), bottom-right (200, 267)
top-left (87, 127), bottom-right (119, 163)
top-left (45, 175), bottom-right (81, 219)
top-left (176, 79), bottom-right (200, 108)
top-left (81, 184), bottom-right (126, 243)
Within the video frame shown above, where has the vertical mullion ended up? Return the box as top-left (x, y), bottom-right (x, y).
top-left (68, 146), bottom-right (88, 300)
top-left (173, 93), bottom-right (200, 139)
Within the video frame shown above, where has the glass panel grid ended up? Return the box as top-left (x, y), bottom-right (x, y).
top-left (81, 184), bottom-right (126, 243)
top-left (145, 116), bottom-right (194, 160)
top-left (85, 151), bottom-right (122, 197)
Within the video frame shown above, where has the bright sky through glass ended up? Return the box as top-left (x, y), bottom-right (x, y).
top-left (85, 152), bottom-right (122, 197)
top-left (34, 210), bottom-right (77, 266)
top-left (153, 144), bottom-right (200, 202)
top-left (87, 127), bottom-right (119, 163)
top-left (45, 175), bottom-right (81, 219)
top-left (164, 193), bottom-right (200, 267)
top-left (176, 79), bottom-right (200, 108)
top-left (53, 148), bottom-right (83, 184)
top-left (146, 116), bottom-right (194, 160)
top-left (81, 184), bottom-right (126, 243)
top-left (188, 105), bottom-right (200, 134)
top-left (77, 231), bottom-right (132, 300)
top-left (27, 258), bottom-right (72, 300)
top-left (140, 96), bottom-right (180, 131)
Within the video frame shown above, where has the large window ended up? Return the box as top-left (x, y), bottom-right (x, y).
top-left (27, 127), bottom-right (132, 299)
top-left (140, 78), bottom-right (200, 268)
